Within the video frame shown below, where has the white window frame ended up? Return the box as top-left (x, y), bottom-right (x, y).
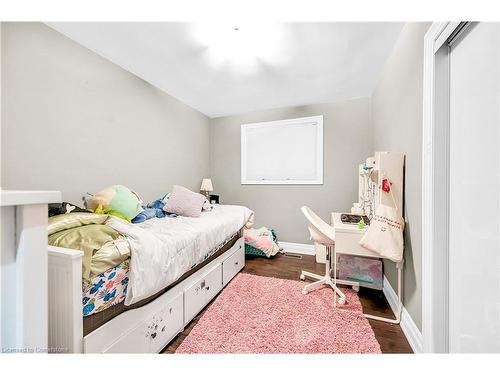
top-left (240, 115), bottom-right (324, 185)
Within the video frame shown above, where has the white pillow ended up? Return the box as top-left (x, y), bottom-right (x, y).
top-left (164, 192), bottom-right (213, 211)
top-left (163, 185), bottom-right (205, 217)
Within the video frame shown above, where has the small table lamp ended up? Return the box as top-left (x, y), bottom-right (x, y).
top-left (200, 178), bottom-right (213, 199)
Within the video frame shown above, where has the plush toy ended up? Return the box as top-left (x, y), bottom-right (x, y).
top-left (86, 185), bottom-right (143, 221)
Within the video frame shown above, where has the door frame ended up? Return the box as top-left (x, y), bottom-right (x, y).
top-left (422, 21), bottom-right (471, 353)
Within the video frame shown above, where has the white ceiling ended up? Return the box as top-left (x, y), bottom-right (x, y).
top-left (48, 22), bottom-right (403, 118)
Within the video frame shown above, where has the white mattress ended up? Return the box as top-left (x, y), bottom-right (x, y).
top-left (107, 204), bottom-right (253, 305)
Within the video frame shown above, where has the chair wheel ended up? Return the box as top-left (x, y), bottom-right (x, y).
top-left (353, 285), bottom-right (360, 292)
top-left (300, 274), bottom-right (305, 281)
top-left (302, 289), bottom-right (308, 295)
top-left (338, 298), bottom-right (346, 305)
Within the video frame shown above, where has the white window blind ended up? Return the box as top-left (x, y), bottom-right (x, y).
top-left (241, 115), bottom-right (323, 184)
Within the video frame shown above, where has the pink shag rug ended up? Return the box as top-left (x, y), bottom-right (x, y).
top-left (175, 273), bottom-right (381, 354)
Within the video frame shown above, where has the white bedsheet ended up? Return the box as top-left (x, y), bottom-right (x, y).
top-left (107, 204), bottom-right (253, 305)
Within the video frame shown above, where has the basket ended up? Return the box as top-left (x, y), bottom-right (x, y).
top-left (244, 228), bottom-right (279, 258)
top-left (244, 244), bottom-right (269, 257)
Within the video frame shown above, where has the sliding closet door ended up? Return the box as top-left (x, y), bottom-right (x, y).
top-left (448, 22), bottom-right (500, 352)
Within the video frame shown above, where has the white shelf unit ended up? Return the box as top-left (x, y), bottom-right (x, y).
top-left (1, 190), bottom-right (61, 353)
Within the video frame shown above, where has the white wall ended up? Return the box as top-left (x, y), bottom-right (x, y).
top-left (0, 21), bottom-right (2, 350)
top-left (1, 22), bottom-right (210, 203)
top-left (210, 98), bottom-right (373, 244)
top-left (372, 22), bottom-right (431, 331)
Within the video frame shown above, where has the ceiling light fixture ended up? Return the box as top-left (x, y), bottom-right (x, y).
top-left (191, 23), bottom-right (285, 71)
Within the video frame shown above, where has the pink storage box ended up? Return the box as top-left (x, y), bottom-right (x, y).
top-left (336, 255), bottom-right (383, 290)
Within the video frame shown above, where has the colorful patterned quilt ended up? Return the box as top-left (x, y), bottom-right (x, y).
top-left (82, 260), bottom-right (129, 316)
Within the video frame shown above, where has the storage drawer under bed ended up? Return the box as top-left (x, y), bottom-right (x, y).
top-left (184, 263), bottom-right (223, 324)
top-left (184, 238), bottom-right (244, 323)
top-left (222, 241), bottom-right (245, 286)
top-left (84, 291), bottom-right (183, 353)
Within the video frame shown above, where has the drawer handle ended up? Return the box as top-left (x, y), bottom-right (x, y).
top-left (169, 307), bottom-right (172, 314)
top-left (206, 286), bottom-right (210, 291)
top-left (235, 261), bottom-right (239, 265)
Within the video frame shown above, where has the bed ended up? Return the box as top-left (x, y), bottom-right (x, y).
top-left (47, 204), bottom-right (252, 353)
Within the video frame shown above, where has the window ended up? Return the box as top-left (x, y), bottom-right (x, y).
top-left (241, 115), bottom-right (323, 184)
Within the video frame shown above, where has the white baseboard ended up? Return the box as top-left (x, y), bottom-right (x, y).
top-left (383, 275), bottom-right (423, 353)
top-left (279, 242), bottom-right (315, 255)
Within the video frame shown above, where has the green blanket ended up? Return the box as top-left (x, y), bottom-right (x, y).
top-left (48, 213), bottom-right (130, 288)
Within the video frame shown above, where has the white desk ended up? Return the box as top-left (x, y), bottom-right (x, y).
top-left (331, 212), bottom-right (403, 324)
top-left (330, 213), bottom-right (379, 258)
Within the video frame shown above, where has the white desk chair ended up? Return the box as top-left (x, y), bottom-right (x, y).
top-left (300, 206), bottom-right (346, 305)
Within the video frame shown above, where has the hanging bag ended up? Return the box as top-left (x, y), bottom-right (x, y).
top-left (359, 179), bottom-right (404, 262)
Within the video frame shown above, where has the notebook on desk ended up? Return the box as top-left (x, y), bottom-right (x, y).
top-left (340, 213), bottom-right (370, 226)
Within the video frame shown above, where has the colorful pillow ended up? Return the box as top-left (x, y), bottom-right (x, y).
top-left (163, 185), bottom-right (205, 217)
top-left (86, 185), bottom-right (143, 221)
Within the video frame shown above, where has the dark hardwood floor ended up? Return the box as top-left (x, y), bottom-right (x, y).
top-left (163, 253), bottom-right (413, 354)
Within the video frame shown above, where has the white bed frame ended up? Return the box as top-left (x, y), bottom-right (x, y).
top-left (48, 235), bottom-right (245, 353)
